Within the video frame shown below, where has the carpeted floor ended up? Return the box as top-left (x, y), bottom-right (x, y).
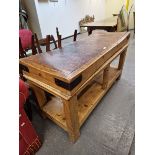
top-left (31, 31), bottom-right (135, 155)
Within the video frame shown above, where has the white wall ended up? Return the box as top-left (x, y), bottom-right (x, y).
top-left (34, 0), bottom-right (106, 39)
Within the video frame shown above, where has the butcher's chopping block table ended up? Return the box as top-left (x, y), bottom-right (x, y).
top-left (20, 31), bottom-right (130, 143)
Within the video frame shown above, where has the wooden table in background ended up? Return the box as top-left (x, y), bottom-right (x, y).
top-left (20, 30), bottom-right (130, 143)
top-left (80, 16), bottom-right (118, 35)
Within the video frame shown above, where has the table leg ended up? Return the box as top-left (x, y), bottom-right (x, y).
top-left (102, 64), bottom-right (110, 89)
top-left (62, 95), bottom-right (80, 143)
top-left (112, 25), bottom-right (117, 32)
top-left (88, 27), bottom-right (93, 35)
top-left (117, 49), bottom-right (127, 80)
top-left (29, 82), bottom-right (47, 118)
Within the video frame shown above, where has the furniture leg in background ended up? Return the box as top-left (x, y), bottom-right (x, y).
top-left (73, 30), bottom-right (78, 41)
top-left (87, 27), bottom-right (93, 35)
top-left (58, 35), bottom-right (62, 48)
top-left (102, 64), bottom-right (110, 89)
top-left (117, 49), bottom-right (127, 80)
top-left (28, 82), bottom-right (47, 118)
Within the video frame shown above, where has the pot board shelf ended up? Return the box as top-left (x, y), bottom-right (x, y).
top-left (42, 67), bottom-right (121, 131)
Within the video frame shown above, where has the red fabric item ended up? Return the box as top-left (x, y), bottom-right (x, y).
top-left (19, 80), bottom-right (41, 155)
top-left (19, 29), bottom-right (32, 50)
top-left (19, 109), bottom-right (41, 155)
top-left (19, 134), bottom-right (29, 155)
top-left (19, 79), bottom-right (29, 109)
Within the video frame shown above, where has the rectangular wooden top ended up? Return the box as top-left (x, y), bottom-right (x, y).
top-left (80, 17), bottom-right (118, 28)
top-left (20, 31), bottom-right (130, 82)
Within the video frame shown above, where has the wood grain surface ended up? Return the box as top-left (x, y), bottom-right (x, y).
top-left (20, 31), bottom-right (130, 82)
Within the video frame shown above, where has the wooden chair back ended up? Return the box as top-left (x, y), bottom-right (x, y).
top-left (56, 27), bottom-right (59, 39)
top-left (56, 28), bottom-right (78, 48)
top-left (35, 34), bottom-right (57, 52)
top-left (51, 35), bottom-right (57, 49)
top-left (19, 29), bottom-right (39, 58)
top-left (58, 35), bottom-right (62, 48)
top-left (73, 29), bottom-right (77, 41)
top-left (46, 35), bottom-right (51, 52)
top-left (34, 33), bottom-right (42, 53)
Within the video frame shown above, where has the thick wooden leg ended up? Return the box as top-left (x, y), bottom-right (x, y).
top-left (29, 82), bottom-right (47, 118)
top-left (62, 96), bottom-right (80, 143)
top-left (58, 35), bottom-right (62, 48)
top-left (117, 50), bottom-right (127, 80)
top-left (88, 27), bottom-right (93, 35)
top-left (102, 64), bottom-right (110, 89)
top-left (24, 98), bottom-right (32, 121)
top-left (46, 35), bottom-right (51, 52)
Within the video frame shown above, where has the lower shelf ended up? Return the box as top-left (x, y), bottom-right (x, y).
top-left (42, 97), bottom-right (67, 131)
top-left (78, 67), bottom-right (121, 126)
top-left (42, 67), bottom-right (121, 131)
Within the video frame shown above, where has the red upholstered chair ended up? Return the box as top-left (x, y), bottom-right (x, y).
top-left (19, 29), bottom-right (32, 51)
top-left (19, 79), bottom-right (41, 155)
top-left (19, 29), bottom-right (42, 79)
top-left (19, 29), bottom-right (39, 58)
